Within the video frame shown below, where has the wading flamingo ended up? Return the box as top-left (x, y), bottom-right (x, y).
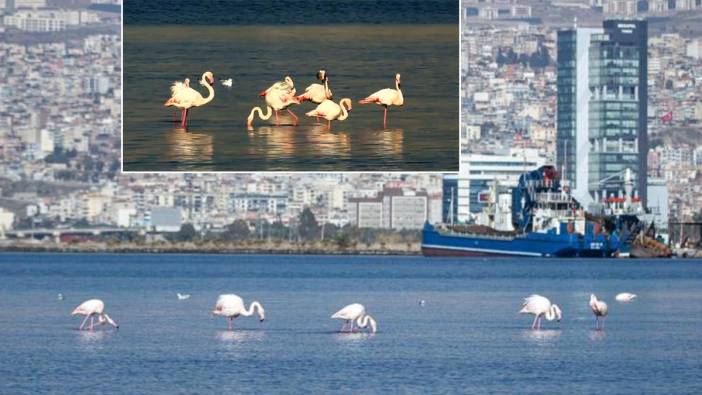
top-left (71, 299), bottom-right (119, 331)
top-left (519, 294), bottom-right (562, 330)
top-left (296, 70), bottom-right (332, 122)
top-left (177, 293), bottom-right (190, 300)
top-left (615, 293), bottom-right (637, 302)
top-left (589, 294), bottom-right (608, 330)
top-left (164, 71), bottom-right (215, 128)
top-left (305, 98), bottom-right (352, 130)
top-left (248, 76), bottom-right (300, 127)
top-left (331, 303), bottom-right (377, 333)
top-left (169, 78), bottom-right (190, 121)
top-left (220, 78), bottom-right (232, 87)
top-left (359, 73), bottom-right (404, 128)
top-left (212, 294), bottom-right (265, 331)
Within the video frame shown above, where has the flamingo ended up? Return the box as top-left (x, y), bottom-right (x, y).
top-left (615, 293), bottom-right (637, 302)
top-left (177, 293), bottom-right (191, 300)
top-left (519, 294), bottom-right (562, 330)
top-left (304, 98), bottom-right (352, 130)
top-left (589, 294), bottom-right (608, 330)
top-left (331, 303), bottom-right (377, 333)
top-left (212, 294), bottom-right (265, 331)
top-left (359, 73), bottom-right (404, 128)
top-left (296, 70), bottom-right (332, 122)
top-left (71, 299), bottom-right (118, 331)
top-left (169, 78), bottom-right (190, 121)
top-left (247, 76), bottom-right (300, 127)
top-left (220, 78), bottom-right (233, 87)
top-left (164, 71), bottom-right (215, 128)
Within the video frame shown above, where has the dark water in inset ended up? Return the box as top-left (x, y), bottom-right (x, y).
top-left (124, 0), bottom-right (458, 25)
top-left (123, 24), bottom-right (458, 171)
top-left (1, 253), bottom-right (701, 394)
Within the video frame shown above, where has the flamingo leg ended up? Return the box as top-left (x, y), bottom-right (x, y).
top-left (227, 317), bottom-right (234, 331)
top-left (180, 109), bottom-right (188, 128)
top-left (601, 318), bottom-right (605, 330)
top-left (327, 120), bottom-right (331, 131)
top-left (287, 109), bottom-right (298, 126)
top-left (316, 115), bottom-right (320, 123)
top-left (275, 111), bottom-right (279, 126)
top-left (89, 316), bottom-right (95, 331)
top-left (531, 315), bottom-right (539, 330)
top-left (383, 106), bottom-right (388, 129)
top-left (79, 314), bottom-right (90, 331)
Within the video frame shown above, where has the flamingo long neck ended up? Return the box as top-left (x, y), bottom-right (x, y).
top-left (337, 98), bottom-right (351, 120)
top-left (544, 306), bottom-right (556, 321)
top-left (249, 106), bottom-right (273, 122)
top-left (324, 78), bottom-right (332, 99)
top-left (197, 82), bottom-right (215, 106)
top-left (395, 80), bottom-right (404, 105)
top-left (242, 301), bottom-right (262, 318)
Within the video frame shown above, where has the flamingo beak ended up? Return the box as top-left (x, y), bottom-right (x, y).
top-left (208, 76), bottom-right (214, 85)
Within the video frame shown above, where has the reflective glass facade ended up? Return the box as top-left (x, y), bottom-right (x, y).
top-left (556, 20), bottom-right (648, 208)
top-left (588, 20), bottom-right (648, 205)
top-left (556, 31), bottom-right (577, 185)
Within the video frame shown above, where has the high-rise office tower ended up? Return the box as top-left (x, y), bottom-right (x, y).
top-left (556, 20), bottom-right (648, 209)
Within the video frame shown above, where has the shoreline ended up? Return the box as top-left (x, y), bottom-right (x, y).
top-left (0, 242), bottom-right (421, 256)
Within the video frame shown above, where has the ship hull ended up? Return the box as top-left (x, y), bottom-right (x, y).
top-left (421, 224), bottom-right (614, 258)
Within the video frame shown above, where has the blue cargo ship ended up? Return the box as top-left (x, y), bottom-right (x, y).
top-left (422, 166), bottom-right (625, 257)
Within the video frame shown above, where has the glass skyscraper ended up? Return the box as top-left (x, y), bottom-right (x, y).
top-left (556, 20), bottom-right (648, 209)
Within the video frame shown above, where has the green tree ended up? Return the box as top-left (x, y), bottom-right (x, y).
top-left (172, 223), bottom-right (197, 242)
top-left (269, 221), bottom-right (288, 239)
top-left (224, 219), bottom-right (250, 240)
top-left (298, 208), bottom-right (319, 241)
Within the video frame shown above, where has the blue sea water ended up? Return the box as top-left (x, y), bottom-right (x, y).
top-left (0, 253), bottom-right (701, 394)
top-left (124, 0), bottom-right (458, 25)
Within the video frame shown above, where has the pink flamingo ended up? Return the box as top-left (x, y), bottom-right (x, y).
top-left (164, 71), bottom-right (215, 128)
top-left (296, 70), bottom-right (332, 123)
top-left (359, 73), bottom-right (404, 128)
top-left (248, 76), bottom-right (300, 127)
top-left (71, 299), bottom-right (119, 331)
top-left (305, 98), bottom-right (352, 130)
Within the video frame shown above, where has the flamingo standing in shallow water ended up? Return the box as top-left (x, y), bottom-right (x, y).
top-left (331, 303), bottom-right (377, 333)
top-left (71, 299), bottom-right (119, 331)
top-left (589, 294), bottom-right (608, 330)
top-left (164, 71), bottom-right (215, 128)
top-left (247, 76), bottom-right (299, 127)
top-left (296, 70), bottom-right (333, 122)
top-left (305, 98), bottom-right (352, 130)
top-left (519, 294), bottom-right (562, 330)
top-left (359, 73), bottom-right (404, 128)
top-left (212, 294), bottom-right (265, 331)
top-left (170, 78), bottom-right (190, 121)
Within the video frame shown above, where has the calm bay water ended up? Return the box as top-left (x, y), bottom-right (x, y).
top-left (1, 253), bottom-right (701, 394)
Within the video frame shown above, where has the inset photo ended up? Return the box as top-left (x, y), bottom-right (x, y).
top-left (122, 0), bottom-right (458, 172)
